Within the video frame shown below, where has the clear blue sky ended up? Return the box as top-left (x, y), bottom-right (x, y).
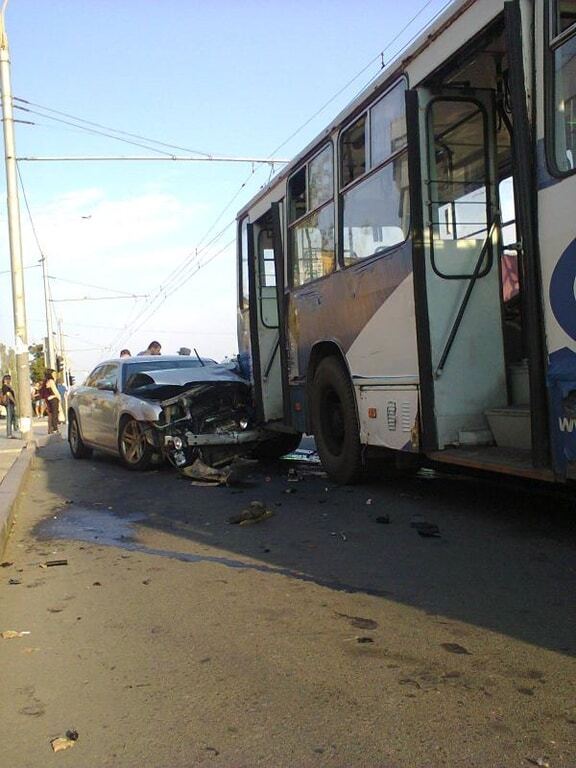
top-left (0, 0), bottom-right (453, 376)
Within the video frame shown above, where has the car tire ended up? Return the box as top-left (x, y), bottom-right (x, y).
top-left (251, 431), bottom-right (303, 461)
top-left (118, 417), bottom-right (153, 471)
top-left (310, 356), bottom-right (363, 484)
top-left (68, 412), bottom-right (93, 459)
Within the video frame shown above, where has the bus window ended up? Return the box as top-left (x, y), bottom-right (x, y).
top-left (341, 115), bottom-right (366, 186)
top-left (429, 99), bottom-right (491, 277)
top-left (370, 81), bottom-right (407, 165)
top-left (550, 0), bottom-right (576, 172)
top-left (340, 80), bottom-right (409, 266)
top-left (288, 144), bottom-right (335, 287)
top-left (239, 217), bottom-right (250, 310)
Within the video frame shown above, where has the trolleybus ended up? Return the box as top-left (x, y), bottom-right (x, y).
top-left (237, 0), bottom-right (576, 484)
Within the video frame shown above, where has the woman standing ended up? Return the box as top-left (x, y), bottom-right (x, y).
top-left (2, 374), bottom-right (17, 438)
top-left (40, 370), bottom-right (61, 435)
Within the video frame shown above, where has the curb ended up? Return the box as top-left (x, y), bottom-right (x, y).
top-left (0, 440), bottom-right (38, 559)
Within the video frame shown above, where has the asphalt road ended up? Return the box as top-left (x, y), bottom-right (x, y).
top-left (1, 438), bottom-right (575, 767)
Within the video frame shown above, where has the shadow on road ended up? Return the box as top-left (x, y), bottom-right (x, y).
top-left (34, 439), bottom-right (576, 658)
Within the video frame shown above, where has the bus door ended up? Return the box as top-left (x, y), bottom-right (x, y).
top-left (408, 88), bottom-right (508, 449)
top-left (247, 205), bottom-right (288, 424)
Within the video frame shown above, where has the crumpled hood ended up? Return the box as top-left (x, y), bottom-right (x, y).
top-left (126, 362), bottom-right (249, 402)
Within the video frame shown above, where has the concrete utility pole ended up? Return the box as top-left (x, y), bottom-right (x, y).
top-left (0, 1), bottom-right (32, 439)
top-left (40, 254), bottom-right (55, 369)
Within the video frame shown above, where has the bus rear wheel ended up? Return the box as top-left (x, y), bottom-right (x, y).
top-left (310, 356), bottom-right (363, 484)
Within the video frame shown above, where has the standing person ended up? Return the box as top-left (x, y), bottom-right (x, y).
top-left (56, 375), bottom-right (68, 424)
top-left (2, 374), bottom-right (17, 438)
top-left (137, 341), bottom-right (161, 356)
top-left (40, 370), bottom-right (61, 435)
top-left (119, 349), bottom-right (131, 358)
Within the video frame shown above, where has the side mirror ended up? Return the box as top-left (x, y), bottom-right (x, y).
top-left (97, 382), bottom-right (117, 393)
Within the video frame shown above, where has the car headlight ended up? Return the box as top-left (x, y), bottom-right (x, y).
top-left (172, 436), bottom-right (183, 450)
top-left (239, 417), bottom-right (249, 430)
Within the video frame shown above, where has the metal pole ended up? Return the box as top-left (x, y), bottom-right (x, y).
top-left (41, 255), bottom-right (55, 369)
top-left (0, 4), bottom-right (32, 439)
top-left (57, 318), bottom-right (68, 420)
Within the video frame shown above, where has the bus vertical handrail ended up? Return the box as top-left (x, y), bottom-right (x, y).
top-left (435, 215), bottom-right (499, 377)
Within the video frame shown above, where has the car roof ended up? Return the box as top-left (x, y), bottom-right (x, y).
top-left (95, 355), bottom-right (216, 366)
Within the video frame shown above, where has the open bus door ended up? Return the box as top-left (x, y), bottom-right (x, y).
top-left (246, 205), bottom-right (300, 456)
top-left (407, 87), bottom-right (509, 451)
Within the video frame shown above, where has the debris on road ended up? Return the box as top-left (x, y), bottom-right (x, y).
top-left (8, 578), bottom-right (21, 585)
top-left (287, 468), bottom-right (302, 483)
top-left (356, 637), bottom-right (374, 644)
top-left (41, 559), bottom-right (68, 568)
top-left (366, 498), bottom-right (373, 505)
top-left (284, 488), bottom-right (296, 494)
top-left (0, 561), bottom-right (14, 568)
top-left (441, 642), bottom-right (471, 655)
top-left (413, 521), bottom-right (441, 538)
top-left (180, 456), bottom-right (256, 486)
top-left (228, 501), bottom-right (273, 526)
top-left (50, 730), bottom-right (78, 753)
top-left (1, 630), bottom-right (31, 639)
top-left (282, 448), bottom-right (320, 464)
top-left (336, 612), bottom-right (378, 630)
top-left (375, 515), bottom-right (390, 524)
top-left (526, 758), bottom-right (550, 768)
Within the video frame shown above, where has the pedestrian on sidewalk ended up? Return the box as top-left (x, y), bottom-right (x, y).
top-left (40, 370), bottom-right (61, 435)
top-left (2, 374), bottom-right (18, 438)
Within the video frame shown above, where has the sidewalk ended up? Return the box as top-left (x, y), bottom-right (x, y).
top-left (0, 418), bottom-right (57, 557)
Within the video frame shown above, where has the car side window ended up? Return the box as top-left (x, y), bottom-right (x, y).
top-left (85, 365), bottom-right (106, 388)
top-left (98, 364), bottom-right (118, 391)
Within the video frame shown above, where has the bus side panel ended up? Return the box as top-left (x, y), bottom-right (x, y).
top-left (538, 178), bottom-right (576, 475)
top-left (535, 0), bottom-right (576, 476)
top-left (286, 240), bottom-right (419, 449)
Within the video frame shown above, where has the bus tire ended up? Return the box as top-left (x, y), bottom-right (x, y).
top-left (252, 431), bottom-right (302, 461)
top-left (310, 356), bottom-right (363, 484)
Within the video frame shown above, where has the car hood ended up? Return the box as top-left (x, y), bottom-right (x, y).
top-left (125, 362), bottom-right (249, 402)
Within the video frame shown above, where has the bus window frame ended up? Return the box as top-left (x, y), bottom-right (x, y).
top-left (545, 0), bottom-right (576, 178)
top-left (337, 77), bottom-right (410, 269)
top-left (287, 141), bottom-right (336, 290)
top-left (426, 95), bottom-right (494, 281)
top-left (257, 226), bottom-right (279, 330)
top-left (238, 215), bottom-right (250, 311)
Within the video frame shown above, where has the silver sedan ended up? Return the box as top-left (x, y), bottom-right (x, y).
top-left (67, 355), bottom-right (216, 470)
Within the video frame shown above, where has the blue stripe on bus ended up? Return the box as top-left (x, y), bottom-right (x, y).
top-left (549, 237), bottom-right (576, 341)
top-left (547, 347), bottom-right (576, 474)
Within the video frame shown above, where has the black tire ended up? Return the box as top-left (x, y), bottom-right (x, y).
top-left (252, 431), bottom-right (303, 461)
top-left (68, 412), bottom-right (93, 459)
top-left (310, 356), bottom-right (363, 484)
top-left (118, 417), bottom-right (154, 471)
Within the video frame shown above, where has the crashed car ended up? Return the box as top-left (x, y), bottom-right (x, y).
top-left (67, 355), bottom-right (263, 475)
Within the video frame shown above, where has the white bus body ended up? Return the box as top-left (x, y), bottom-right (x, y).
top-left (237, 0), bottom-right (576, 484)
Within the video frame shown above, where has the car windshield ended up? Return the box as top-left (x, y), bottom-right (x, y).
top-left (124, 359), bottom-right (212, 374)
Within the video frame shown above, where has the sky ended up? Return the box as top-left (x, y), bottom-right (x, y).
top-left (0, 0), bottom-right (455, 379)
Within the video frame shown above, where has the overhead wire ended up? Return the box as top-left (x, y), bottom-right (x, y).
top-left (13, 97), bottom-right (216, 158)
top-left (121, 0), bottom-right (449, 330)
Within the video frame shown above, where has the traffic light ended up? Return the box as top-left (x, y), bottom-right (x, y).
top-left (56, 355), bottom-right (63, 373)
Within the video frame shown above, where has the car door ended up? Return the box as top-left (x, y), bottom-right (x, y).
top-left (76, 365), bottom-right (106, 444)
top-left (91, 363), bottom-right (121, 449)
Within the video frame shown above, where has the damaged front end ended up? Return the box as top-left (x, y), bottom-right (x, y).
top-left (155, 364), bottom-right (262, 476)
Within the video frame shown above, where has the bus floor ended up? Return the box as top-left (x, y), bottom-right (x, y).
top-left (427, 446), bottom-right (558, 482)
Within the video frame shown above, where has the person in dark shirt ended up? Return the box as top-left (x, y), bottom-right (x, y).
top-left (2, 374), bottom-right (17, 438)
top-left (40, 369), bottom-right (61, 435)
